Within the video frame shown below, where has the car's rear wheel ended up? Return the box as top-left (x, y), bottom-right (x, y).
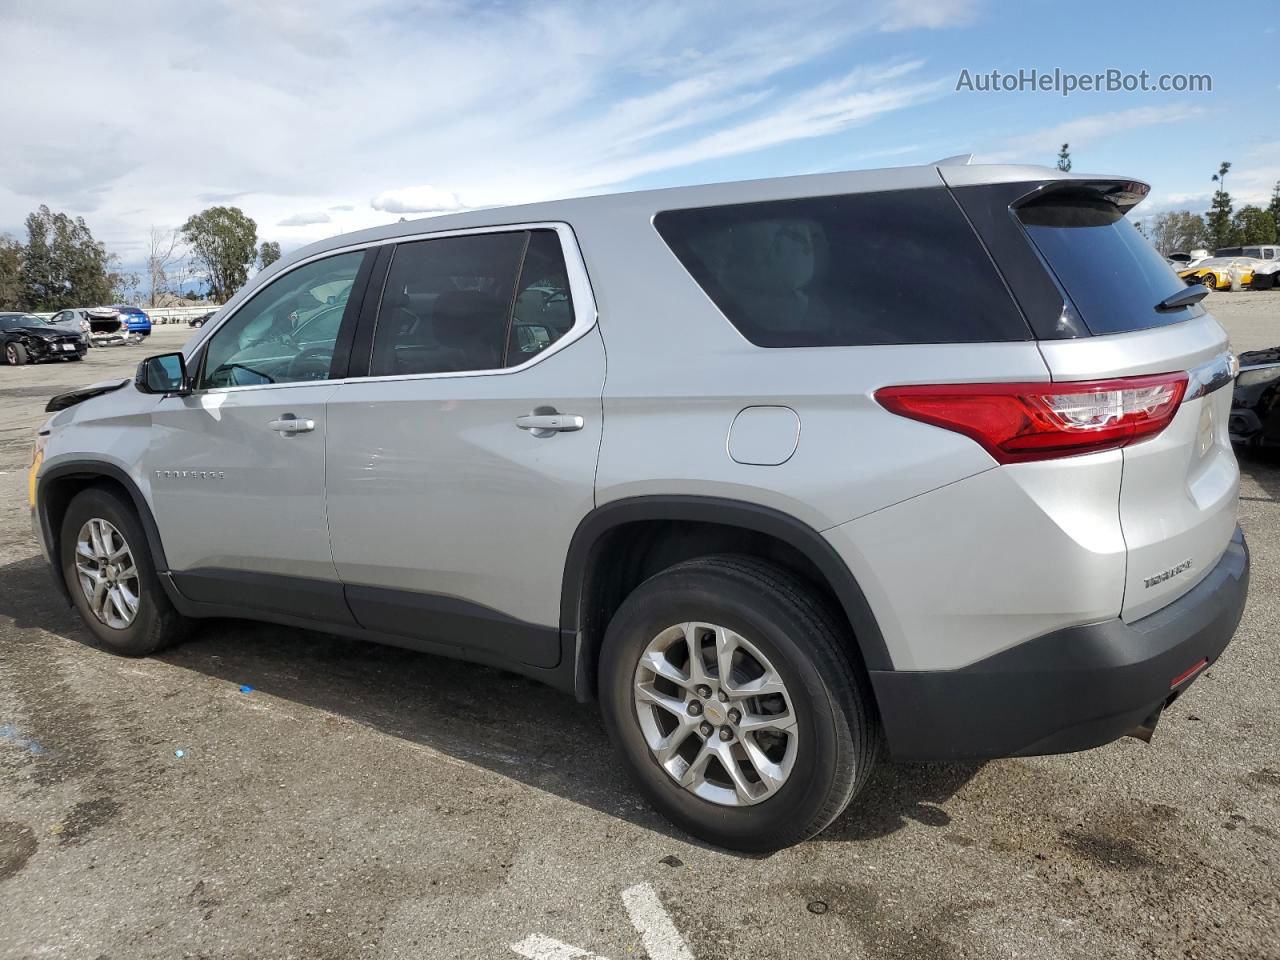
top-left (5, 342), bottom-right (27, 365)
top-left (598, 555), bottom-right (880, 851)
top-left (60, 487), bottom-right (188, 656)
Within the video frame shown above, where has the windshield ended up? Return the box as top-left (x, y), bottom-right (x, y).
top-left (1018, 193), bottom-right (1192, 335)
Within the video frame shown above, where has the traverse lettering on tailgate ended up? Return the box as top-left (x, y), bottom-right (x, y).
top-left (1144, 558), bottom-right (1193, 589)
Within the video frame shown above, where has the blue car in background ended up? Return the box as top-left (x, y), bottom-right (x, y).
top-left (111, 305), bottom-right (151, 338)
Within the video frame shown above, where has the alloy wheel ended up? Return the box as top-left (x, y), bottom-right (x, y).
top-left (633, 621), bottom-right (798, 806)
top-left (74, 518), bottom-right (140, 629)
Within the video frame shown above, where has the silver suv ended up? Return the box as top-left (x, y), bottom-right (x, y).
top-left (30, 162), bottom-right (1250, 851)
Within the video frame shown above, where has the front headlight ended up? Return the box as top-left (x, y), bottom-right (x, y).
top-left (28, 433), bottom-right (47, 508)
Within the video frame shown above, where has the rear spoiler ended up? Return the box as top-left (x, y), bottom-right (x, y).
top-left (1013, 179), bottom-right (1151, 215)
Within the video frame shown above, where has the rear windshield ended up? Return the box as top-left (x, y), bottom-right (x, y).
top-left (1016, 194), bottom-right (1192, 335)
top-left (654, 189), bottom-right (1030, 347)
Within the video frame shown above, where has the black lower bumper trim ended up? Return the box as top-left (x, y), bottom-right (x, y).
top-left (871, 527), bottom-right (1250, 762)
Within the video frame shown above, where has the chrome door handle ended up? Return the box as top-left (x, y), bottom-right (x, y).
top-left (268, 415), bottom-right (315, 435)
top-left (515, 413), bottom-right (584, 435)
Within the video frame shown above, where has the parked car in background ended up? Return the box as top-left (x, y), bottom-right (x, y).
top-left (188, 310), bottom-right (215, 328)
top-left (1230, 347), bottom-right (1280, 448)
top-left (1215, 244), bottom-right (1279, 262)
top-left (73, 307), bottom-right (129, 346)
top-left (0, 312), bottom-right (87, 364)
top-left (1178, 257), bottom-right (1261, 290)
top-left (1248, 260), bottom-right (1280, 290)
top-left (43, 310), bottom-right (92, 345)
top-left (112, 305), bottom-right (152, 339)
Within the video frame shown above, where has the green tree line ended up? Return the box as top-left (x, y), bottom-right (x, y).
top-left (0, 206), bottom-right (134, 311)
top-left (1, 204), bottom-right (281, 311)
top-left (1150, 164), bottom-right (1280, 256)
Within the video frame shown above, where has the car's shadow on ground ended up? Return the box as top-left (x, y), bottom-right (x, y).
top-left (0, 552), bottom-right (980, 856)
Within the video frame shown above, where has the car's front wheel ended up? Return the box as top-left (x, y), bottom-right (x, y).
top-left (60, 487), bottom-right (188, 656)
top-left (598, 555), bottom-right (880, 851)
top-left (1200, 272), bottom-right (1218, 290)
top-left (5, 342), bottom-right (27, 365)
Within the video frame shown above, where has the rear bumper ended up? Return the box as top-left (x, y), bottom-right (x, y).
top-left (872, 526), bottom-right (1249, 761)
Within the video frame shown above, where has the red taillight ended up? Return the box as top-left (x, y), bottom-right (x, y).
top-left (875, 372), bottom-right (1189, 464)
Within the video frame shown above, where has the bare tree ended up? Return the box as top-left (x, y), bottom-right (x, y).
top-left (1152, 210), bottom-right (1209, 256)
top-left (146, 226), bottom-right (185, 306)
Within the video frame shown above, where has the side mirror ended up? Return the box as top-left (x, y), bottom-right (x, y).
top-left (135, 352), bottom-right (191, 395)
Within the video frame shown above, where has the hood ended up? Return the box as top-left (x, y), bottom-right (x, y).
top-left (46, 378), bottom-right (130, 413)
top-left (10, 323), bottom-right (68, 339)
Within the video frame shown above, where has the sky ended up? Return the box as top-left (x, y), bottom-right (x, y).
top-left (1, 0), bottom-right (1276, 286)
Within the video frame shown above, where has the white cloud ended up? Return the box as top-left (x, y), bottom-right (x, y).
top-left (370, 186), bottom-right (464, 215)
top-left (1227, 141), bottom-right (1280, 205)
top-left (278, 210), bottom-right (332, 226)
top-left (979, 104), bottom-right (1209, 165)
top-left (881, 0), bottom-right (981, 31)
top-left (0, 0), bottom-right (966, 269)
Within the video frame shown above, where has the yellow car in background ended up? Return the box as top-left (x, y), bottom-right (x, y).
top-left (1178, 257), bottom-right (1261, 290)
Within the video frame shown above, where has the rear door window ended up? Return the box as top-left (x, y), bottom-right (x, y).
top-left (654, 189), bottom-right (1030, 347)
top-left (1016, 192), bottom-right (1193, 335)
top-left (370, 228), bottom-right (575, 376)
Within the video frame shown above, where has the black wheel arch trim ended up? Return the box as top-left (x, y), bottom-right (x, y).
top-left (36, 460), bottom-right (176, 607)
top-left (559, 495), bottom-right (894, 677)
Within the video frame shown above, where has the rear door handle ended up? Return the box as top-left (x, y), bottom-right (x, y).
top-left (516, 413), bottom-right (584, 435)
top-left (268, 414), bottom-right (316, 435)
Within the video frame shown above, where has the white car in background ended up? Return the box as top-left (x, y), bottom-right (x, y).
top-left (48, 307), bottom-right (130, 346)
top-left (42, 310), bottom-right (92, 344)
top-left (1248, 260), bottom-right (1280, 290)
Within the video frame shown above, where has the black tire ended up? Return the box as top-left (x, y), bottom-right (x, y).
top-left (5, 342), bottom-right (27, 365)
top-left (60, 487), bottom-right (188, 656)
top-left (1200, 272), bottom-right (1218, 290)
top-left (598, 555), bottom-right (880, 851)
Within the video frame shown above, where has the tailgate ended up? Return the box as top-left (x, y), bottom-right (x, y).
top-left (1117, 345), bottom-right (1239, 619)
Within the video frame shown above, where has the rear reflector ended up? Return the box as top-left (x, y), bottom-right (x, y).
top-left (1170, 658), bottom-right (1208, 689)
top-left (875, 372), bottom-right (1188, 464)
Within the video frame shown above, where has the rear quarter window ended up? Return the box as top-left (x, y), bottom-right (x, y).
top-left (653, 189), bottom-right (1030, 347)
top-left (1016, 192), bottom-right (1194, 335)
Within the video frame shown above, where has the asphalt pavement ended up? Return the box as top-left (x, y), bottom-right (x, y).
top-left (1, 303), bottom-right (1278, 959)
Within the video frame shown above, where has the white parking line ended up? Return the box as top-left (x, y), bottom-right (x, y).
top-left (621, 883), bottom-right (695, 960)
top-left (509, 933), bottom-right (610, 960)
top-left (510, 882), bottom-right (694, 960)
